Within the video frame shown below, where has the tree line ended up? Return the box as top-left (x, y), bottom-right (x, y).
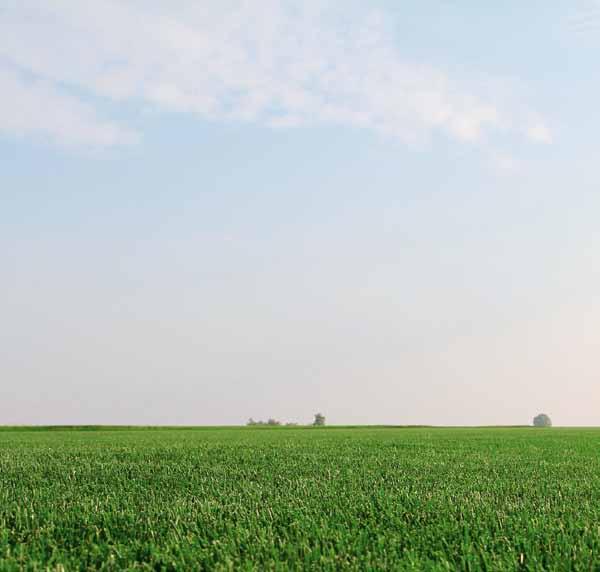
top-left (247, 413), bottom-right (325, 427)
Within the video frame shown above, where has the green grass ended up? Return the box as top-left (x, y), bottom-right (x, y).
top-left (1, 426), bottom-right (599, 570)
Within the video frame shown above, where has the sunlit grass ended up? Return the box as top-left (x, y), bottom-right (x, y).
top-left (1, 426), bottom-right (598, 570)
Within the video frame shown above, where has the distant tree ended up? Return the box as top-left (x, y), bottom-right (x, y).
top-left (247, 417), bottom-right (288, 426)
top-left (285, 422), bottom-right (298, 427)
top-left (313, 413), bottom-right (326, 426)
top-left (533, 413), bottom-right (552, 427)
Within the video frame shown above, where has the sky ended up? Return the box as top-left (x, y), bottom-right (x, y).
top-left (1, 0), bottom-right (599, 426)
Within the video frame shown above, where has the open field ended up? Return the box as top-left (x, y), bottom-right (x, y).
top-left (1, 427), bottom-right (600, 570)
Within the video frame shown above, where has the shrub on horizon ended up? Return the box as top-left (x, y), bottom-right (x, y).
top-left (533, 413), bottom-right (552, 427)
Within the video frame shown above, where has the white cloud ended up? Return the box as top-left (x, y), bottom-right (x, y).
top-left (0, 1), bottom-right (549, 148)
top-left (568, 1), bottom-right (600, 33)
top-left (0, 66), bottom-right (138, 147)
top-left (489, 152), bottom-right (521, 175)
top-left (526, 122), bottom-right (553, 144)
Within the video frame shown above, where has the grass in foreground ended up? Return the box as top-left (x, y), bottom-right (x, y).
top-left (1, 426), bottom-right (599, 570)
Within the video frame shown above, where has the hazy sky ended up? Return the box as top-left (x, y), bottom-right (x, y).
top-left (2, 1), bottom-right (599, 426)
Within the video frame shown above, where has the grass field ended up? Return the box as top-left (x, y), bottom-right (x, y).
top-left (1, 426), bottom-right (599, 570)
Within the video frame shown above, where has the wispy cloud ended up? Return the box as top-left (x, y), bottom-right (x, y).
top-left (0, 1), bottom-right (550, 149)
top-left (525, 120), bottom-right (553, 145)
top-left (0, 65), bottom-right (138, 147)
top-left (568, 0), bottom-right (600, 33)
top-left (489, 152), bottom-right (521, 175)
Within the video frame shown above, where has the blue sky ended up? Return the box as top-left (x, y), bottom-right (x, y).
top-left (1, 1), bottom-right (599, 425)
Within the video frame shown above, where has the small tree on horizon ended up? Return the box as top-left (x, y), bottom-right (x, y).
top-left (313, 413), bottom-right (325, 426)
top-left (533, 413), bottom-right (552, 427)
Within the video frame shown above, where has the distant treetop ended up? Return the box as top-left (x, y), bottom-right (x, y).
top-left (533, 413), bottom-right (552, 427)
top-left (246, 418), bottom-right (282, 426)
